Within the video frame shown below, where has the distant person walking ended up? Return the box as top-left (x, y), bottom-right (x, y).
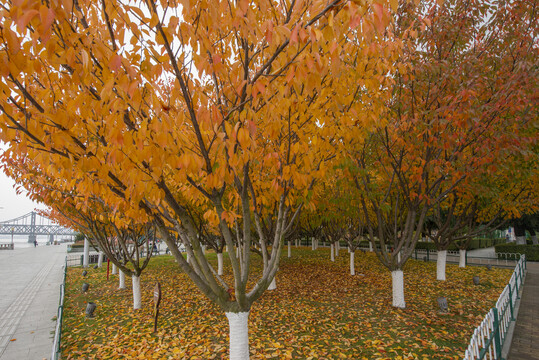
top-left (34, 240), bottom-right (37, 247)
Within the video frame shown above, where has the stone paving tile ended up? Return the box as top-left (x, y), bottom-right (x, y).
top-left (507, 262), bottom-right (539, 360)
top-left (0, 244), bottom-right (66, 360)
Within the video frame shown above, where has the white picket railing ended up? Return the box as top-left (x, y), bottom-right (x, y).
top-left (463, 255), bottom-right (526, 360)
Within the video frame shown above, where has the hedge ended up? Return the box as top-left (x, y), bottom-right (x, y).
top-left (415, 238), bottom-right (505, 251)
top-left (494, 243), bottom-right (539, 262)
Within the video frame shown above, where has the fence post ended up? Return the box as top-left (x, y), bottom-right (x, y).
top-left (508, 284), bottom-right (515, 321)
top-left (427, 249), bottom-right (430, 262)
top-left (492, 307), bottom-right (502, 359)
top-left (516, 262), bottom-right (522, 300)
top-left (465, 250), bottom-right (468, 266)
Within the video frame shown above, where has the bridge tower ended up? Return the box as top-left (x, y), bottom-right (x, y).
top-left (28, 211), bottom-right (37, 244)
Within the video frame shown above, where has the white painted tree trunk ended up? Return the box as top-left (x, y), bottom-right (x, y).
top-left (437, 250), bottom-right (447, 281)
top-left (97, 251), bottom-right (103, 267)
top-left (532, 235), bottom-right (538, 245)
top-left (369, 242), bottom-right (373, 252)
top-left (459, 249), bottom-right (466, 268)
top-left (311, 237), bottom-right (315, 250)
top-left (295, 239), bottom-right (298, 247)
top-left (226, 312), bottom-right (250, 360)
top-left (268, 276), bottom-right (277, 290)
top-left (217, 252), bottom-right (224, 276)
top-left (348, 246), bottom-right (351, 253)
top-left (516, 235), bottom-right (526, 245)
top-left (112, 263), bottom-right (117, 275)
top-left (391, 270), bottom-right (406, 308)
top-left (335, 242), bottom-right (339, 257)
top-left (350, 252), bottom-right (355, 276)
top-left (330, 243), bottom-right (335, 262)
top-left (119, 270), bottom-right (126, 289)
top-left (83, 238), bottom-right (89, 268)
top-left (315, 239), bottom-right (319, 250)
top-left (287, 241), bottom-right (291, 258)
top-left (132, 275), bottom-right (141, 310)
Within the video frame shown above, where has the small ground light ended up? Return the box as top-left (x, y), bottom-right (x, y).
top-left (82, 270), bottom-right (88, 277)
top-left (473, 276), bottom-right (480, 285)
top-left (82, 283), bottom-right (89, 292)
top-left (85, 302), bottom-right (97, 318)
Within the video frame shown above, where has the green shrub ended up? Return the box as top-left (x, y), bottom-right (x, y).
top-left (494, 243), bottom-right (539, 262)
top-left (415, 242), bottom-right (439, 251)
top-left (415, 238), bottom-right (505, 251)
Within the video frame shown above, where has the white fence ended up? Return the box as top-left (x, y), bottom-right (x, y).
top-left (463, 255), bottom-right (526, 360)
top-left (51, 257), bottom-right (67, 360)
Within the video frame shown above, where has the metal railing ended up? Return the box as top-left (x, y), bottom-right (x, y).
top-left (463, 255), bottom-right (526, 360)
top-left (51, 256), bottom-right (67, 360)
top-left (411, 249), bottom-right (522, 268)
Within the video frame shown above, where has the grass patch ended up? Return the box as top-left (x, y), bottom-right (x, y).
top-left (61, 248), bottom-right (511, 359)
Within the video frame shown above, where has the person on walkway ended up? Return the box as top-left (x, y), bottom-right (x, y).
top-left (34, 240), bottom-right (38, 247)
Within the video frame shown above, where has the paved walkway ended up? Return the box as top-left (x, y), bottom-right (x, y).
top-left (0, 244), bottom-right (67, 360)
top-left (507, 261), bottom-right (539, 360)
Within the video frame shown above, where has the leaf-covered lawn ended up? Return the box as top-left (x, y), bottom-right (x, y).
top-left (61, 248), bottom-right (510, 359)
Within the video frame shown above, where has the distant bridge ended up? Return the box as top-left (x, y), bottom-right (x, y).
top-left (0, 211), bottom-right (77, 243)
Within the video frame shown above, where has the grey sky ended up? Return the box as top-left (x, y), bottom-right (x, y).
top-left (0, 143), bottom-right (49, 222)
top-left (0, 171), bottom-right (48, 222)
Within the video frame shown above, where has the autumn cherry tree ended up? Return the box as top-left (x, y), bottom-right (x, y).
top-left (339, 0), bottom-right (538, 307)
top-left (0, 0), bottom-right (394, 357)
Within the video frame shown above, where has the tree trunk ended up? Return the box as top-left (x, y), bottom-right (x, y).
top-left (335, 241), bottom-right (339, 257)
top-left (119, 270), bottom-right (126, 289)
top-left (459, 249), bottom-right (466, 268)
top-left (311, 237), bottom-right (315, 250)
top-left (268, 276), bottom-right (277, 290)
top-left (83, 238), bottom-right (89, 268)
top-left (111, 263), bottom-right (117, 275)
top-left (217, 252), bottom-right (224, 276)
top-left (436, 250), bottom-right (447, 281)
top-left (515, 235), bottom-right (526, 245)
top-left (330, 243), bottom-right (335, 262)
top-left (369, 242), bottom-right (373, 252)
top-left (350, 252), bottom-right (355, 276)
top-left (391, 270), bottom-right (406, 308)
top-left (132, 275), bottom-right (141, 310)
top-left (287, 241), bottom-right (291, 258)
top-left (97, 251), bottom-right (103, 267)
top-left (226, 312), bottom-right (250, 360)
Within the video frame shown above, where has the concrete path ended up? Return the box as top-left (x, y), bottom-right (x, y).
top-left (507, 261), bottom-right (539, 360)
top-left (0, 244), bottom-right (66, 360)
top-left (467, 246), bottom-right (497, 258)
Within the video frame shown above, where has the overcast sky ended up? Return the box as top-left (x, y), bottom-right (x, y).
top-left (0, 143), bottom-right (49, 222)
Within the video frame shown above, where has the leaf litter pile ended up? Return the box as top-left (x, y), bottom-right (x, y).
top-left (61, 249), bottom-right (510, 359)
